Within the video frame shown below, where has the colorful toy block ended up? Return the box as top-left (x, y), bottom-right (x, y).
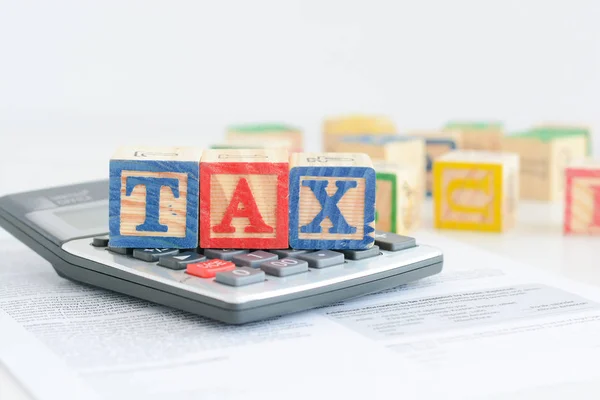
top-left (433, 150), bottom-right (519, 232)
top-left (289, 153), bottom-right (376, 250)
top-left (322, 114), bottom-right (397, 152)
top-left (109, 146), bottom-right (202, 248)
top-left (531, 124), bottom-right (592, 155)
top-left (199, 148), bottom-right (289, 249)
top-left (408, 130), bottom-right (463, 196)
top-left (226, 123), bottom-right (303, 152)
top-left (564, 159), bottom-right (600, 235)
top-left (443, 121), bottom-right (503, 151)
top-left (334, 134), bottom-right (427, 200)
top-left (210, 138), bottom-right (294, 150)
top-left (373, 161), bottom-right (420, 234)
top-left (501, 131), bottom-right (587, 201)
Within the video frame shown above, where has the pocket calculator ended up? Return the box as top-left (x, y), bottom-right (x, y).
top-left (0, 181), bottom-right (443, 324)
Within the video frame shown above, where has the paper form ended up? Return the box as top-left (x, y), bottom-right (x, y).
top-left (1, 233), bottom-right (600, 400)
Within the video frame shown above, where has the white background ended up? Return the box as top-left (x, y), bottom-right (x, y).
top-left (1, 0), bottom-right (599, 195)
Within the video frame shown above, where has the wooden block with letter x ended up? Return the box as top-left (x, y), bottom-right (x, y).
top-left (109, 146), bottom-right (202, 248)
top-left (289, 152), bottom-right (376, 250)
top-left (200, 148), bottom-right (289, 249)
top-left (433, 150), bottom-right (519, 232)
top-left (564, 159), bottom-right (600, 235)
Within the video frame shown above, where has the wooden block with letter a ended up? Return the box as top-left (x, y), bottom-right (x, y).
top-left (564, 159), bottom-right (600, 235)
top-left (373, 161), bottom-right (420, 234)
top-left (200, 148), bottom-right (289, 249)
top-left (322, 114), bottom-right (397, 152)
top-left (501, 131), bottom-right (587, 201)
top-left (443, 121), bottom-right (503, 151)
top-left (226, 123), bottom-right (303, 152)
top-left (433, 150), bottom-right (519, 232)
top-left (408, 130), bottom-right (463, 196)
top-left (109, 146), bottom-right (202, 248)
top-left (289, 153), bottom-right (376, 250)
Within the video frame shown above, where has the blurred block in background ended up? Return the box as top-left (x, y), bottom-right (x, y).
top-left (532, 124), bottom-right (593, 155)
top-left (226, 123), bottom-right (303, 152)
top-left (408, 130), bottom-right (464, 196)
top-left (443, 121), bottom-right (504, 151)
top-left (564, 159), bottom-right (600, 235)
top-left (373, 161), bottom-right (420, 235)
top-left (433, 150), bottom-right (519, 232)
top-left (322, 114), bottom-right (396, 152)
top-left (210, 137), bottom-right (294, 150)
top-left (502, 130), bottom-right (587, 201)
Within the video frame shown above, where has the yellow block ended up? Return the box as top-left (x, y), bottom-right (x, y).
top-left (433, 150), bottom-right (519, 232)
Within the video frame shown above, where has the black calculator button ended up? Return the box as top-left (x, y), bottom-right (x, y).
top-left (341, 245), bottom-right (380, 261)
top-left (157, 252), bottom-right (206, 270)
top-left (232, 251), bottom-right (278, 268)
top-left (270, 249), bottom-right (308, 258)
top-left (296, 250), bottom-right (344, 269)
top-left (133, 248), bottom-right (179, 262)
top-left (374, 231), bottom-right (416, 252)
top-left (107, 246), bottom-right (133, 255)
top-left (260, 258), bottom-right (309, 277)
top-left (204, 249), bottom-right (249, 261)
top-left (215, 267), bottom-right (265, 287)
top-left (91, 235), bottom-right (109, 247)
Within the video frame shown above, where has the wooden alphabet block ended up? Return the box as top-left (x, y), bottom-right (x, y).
top-left (433, 150), bottom-right (519, 232)
top-left (443, 121), bottom-right (503, 151)
top-left (199, 149), bottom-right (289, 249)
top-left (226, 123), bottom-right (303, 152)
top-left (531, 124), bottom-right (592, 155)
top-left (501, 131), bottom-right (587, 201)
top-left (564, 159), bottom-right (600, 235)
top-left (334, 134), bottom-right (427, 200)
top-left (322, 114), bottom-right (396, 152)
top-left (408, 130), bottom-right (463, 196)
top-left (289, 153), bottom-right (376, 250)
top-left (210, 137), bottom-right (294, 150)
top-left (373, 161), bottom-right (421, 234)
top-left (109, 146), bottom-right (202, 248)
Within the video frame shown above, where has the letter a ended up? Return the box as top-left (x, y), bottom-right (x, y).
top-left (212, 178), bottom-right (274, 234)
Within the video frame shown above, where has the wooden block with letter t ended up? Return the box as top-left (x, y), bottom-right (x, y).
top-left (501, 131), bottom-right (587, 201)
top-left (289, 153), bottom-right (376, 250)
top-left (433, 150), bottom-right (519, 232)
top-left (564, 159), bottom-right (600, 235)
top-left (109, 146), bottom-right (202, 248)
top-left (373, 161), bottom-right (421, 235)
top-left (199, 148), bottom-right (289, 249)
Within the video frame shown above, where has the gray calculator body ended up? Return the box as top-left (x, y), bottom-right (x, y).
top-left (0, 181), bottom-right (443, 324)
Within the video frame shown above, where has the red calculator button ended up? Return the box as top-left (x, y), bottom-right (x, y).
top-left (186, 259), bottom-right (236, 279)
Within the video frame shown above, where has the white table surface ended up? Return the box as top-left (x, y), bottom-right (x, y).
top-left (0, 198), bottom-right (598, 399)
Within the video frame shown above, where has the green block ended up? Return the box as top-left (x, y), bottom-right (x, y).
top-left (444, 121), bottom-right (503, 130)
top-left (510, 126), bottom-right (591, 154)
top-left (227, 123), bottom-right (300, 134)
top-left (375, 172), bottom-right (398, 233)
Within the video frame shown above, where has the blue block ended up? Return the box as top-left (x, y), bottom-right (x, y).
top-left (289, 166), bottom-right (376, 250)
top-left (109, 155), bottom-right (200, 249)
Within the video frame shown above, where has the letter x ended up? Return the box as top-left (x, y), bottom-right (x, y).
top-left (301, 180), bottom-right (358, 234)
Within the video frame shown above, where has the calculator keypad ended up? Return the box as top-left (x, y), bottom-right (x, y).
top-left (215, 267), bottom-right (265, 287)
top-left (340, 245), bottom-right (380, 261)
top-left (186, 259), bottom-right (236, 278)
top-left (296, 250), bottom-right (345, 269)
top-left (260, 257), bottom-right (309, 277)
top-left (232, 251), bottom-right (278, 268)
top-left (157, 251), bottom-right (206, 270)
top-left (203, 249), bottom-right (249, 261)
top-left (133, 248), bottom-right (179, 262)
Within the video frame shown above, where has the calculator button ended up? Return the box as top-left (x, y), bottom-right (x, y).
top-left (107, 246), bottom-right (133, 255)
top-left (204, 249), bottom-right (249, 261)
top-left (374, 231), bottom-right (416, 251)
top-left (232, 251), bottom-right (278, 268)
top-left (296, 250), bottom-right (344, 269)
top-left (270, 249), bottom-right (309, 258)
top-left (260, 258), bottom-right (309, 277)
top-left (91, 235), bottom-right (109, 247)
top-left (157, 252), bottom-right (206, 270)
top-left (215, 267), bottom-right (265, 287)
top-left (186, 259), bottom-right (236, 279)
top-left (133, 248), bottom-right (179, 262)
top-left (341, 245), bottom-right (380, 261)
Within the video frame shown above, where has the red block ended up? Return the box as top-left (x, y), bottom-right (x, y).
top-left (564, 162), bottom-right (600, 235)
top-left (186, 259), bottom-right (236, 278)
top-left (200, 149), bottom-right (289, 249)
